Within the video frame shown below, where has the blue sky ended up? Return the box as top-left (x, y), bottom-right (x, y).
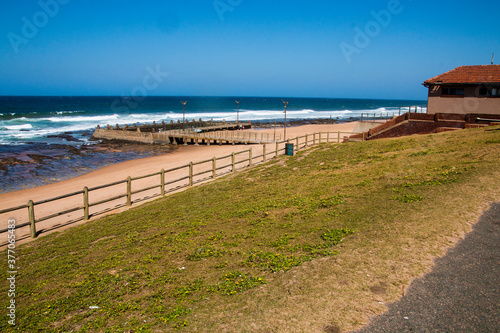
top-left (0, 0), bottom-right (498, 100)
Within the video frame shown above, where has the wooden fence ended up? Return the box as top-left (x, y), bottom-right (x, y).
top-left (0, 131), bottom-right (359, 241)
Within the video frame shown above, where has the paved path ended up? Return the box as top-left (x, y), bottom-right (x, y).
top-left (352, 202), bottom-right (500, 333)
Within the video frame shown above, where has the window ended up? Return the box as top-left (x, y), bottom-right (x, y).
top-left (478, 86), bottom-right (499, 97)
top-left (442, 87), bottom-right (464, 96)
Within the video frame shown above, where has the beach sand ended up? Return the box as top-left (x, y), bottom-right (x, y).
top-left (0, 122), bottom-right (359, 247)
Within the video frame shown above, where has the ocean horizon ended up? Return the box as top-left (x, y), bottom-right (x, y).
top-left (0, 96), bottom-right (426, 193)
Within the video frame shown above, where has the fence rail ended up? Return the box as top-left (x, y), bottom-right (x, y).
top-left (0, 131), bottom-right (360, 239)
top-left (360, 106), bottom-right (427, 121)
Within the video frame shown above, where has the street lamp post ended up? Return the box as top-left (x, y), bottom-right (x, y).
top-left (235, 100), bottom-right (240, 123)
top-left (282, 99), bottom-right (289, 139)
top-left (181, 101), bottom-right (187, 131)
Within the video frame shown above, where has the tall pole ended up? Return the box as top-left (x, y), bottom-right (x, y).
top-left (235, 100), bottom-right (240, 123)
top-left (282, 99), bottom-right (289, 140)
top-left (274, 119), bottom-right (276, 141)
top-left (181, 101), bottom-right (187, 131)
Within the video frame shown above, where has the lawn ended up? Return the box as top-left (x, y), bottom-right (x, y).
top-left (1, 125), bottom-right (499, 332)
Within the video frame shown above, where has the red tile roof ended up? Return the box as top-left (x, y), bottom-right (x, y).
top-left (424, 65), bottom-right (500, 85)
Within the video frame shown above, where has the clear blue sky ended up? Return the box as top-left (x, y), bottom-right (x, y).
top-left (0, 0), bottom-right (498, 100)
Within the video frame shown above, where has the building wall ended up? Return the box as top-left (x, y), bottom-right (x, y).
top-left (427, 96), bottom-right (500, 115)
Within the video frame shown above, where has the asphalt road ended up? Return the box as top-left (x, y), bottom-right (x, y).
top-left (352, 202), bottom-right (500, 333)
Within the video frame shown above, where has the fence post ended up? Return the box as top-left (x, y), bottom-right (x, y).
top-left (296, 136), bottom-right (299, 150)
top-left (276, 142), bottom-right (279, 157)
top-left (362, 132), bottom-right (366, 141)
top-left (249, 149), bottom-right (253, 166)
top-left (263, 144), bottom-right (266, 162)
top-left (305, 134), bottom-right (308, 146)
top-left (212, 157), bottom-right (216, 179)
top-left (327, 131), bottom-right (330, 143)
top-left (127, 177), bottom-right (132, 206)
top-left (83, 187), bottom-right (89, 221)
top-left (232, 152), bottom-right (236, 172)
top-left (28, 200), bottom-right (36, 238)
top-left (337, 131), bottom-right (340, 143)
top-left (189, 162), bottom-right (193, 186)
top-left (160, 169), bottom-right (165, 196)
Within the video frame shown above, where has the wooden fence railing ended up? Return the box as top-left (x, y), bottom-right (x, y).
top-left (0, 131), bottom-right (360, 240)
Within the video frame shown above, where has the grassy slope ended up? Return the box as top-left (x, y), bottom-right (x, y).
top-left (1, 126), bottom-right (499, 332)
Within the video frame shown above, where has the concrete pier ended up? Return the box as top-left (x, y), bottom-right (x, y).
top-left (90, 120), bottom-right (263, 145)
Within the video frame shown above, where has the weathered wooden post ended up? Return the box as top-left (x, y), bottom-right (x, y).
top-left (160, 169), bottom-right (165, 196)
top-left (327, 131), bottom-right (330, 143)
top-left (296, 137), bottom-right (299, 150)
top-left (276, 142), bottom-right (279, 158)
top-left (28, 200), bottom-right (36, 238)
top-left (232, 152), bottom-right (236, 172)
top-left (263, 144), bottom-right (267, 162)
top-left (83, 187), bottom-right (89, 221)
top-left (127, 177), bottom-right (132, 206)
top-left (337, 131), bottom-right (340, 143)
top-left (189, 162), bottom-right (193, 186)
top-left (313, 133), bottom-right (316, 145)
top-left (212, 157), bottom-right (216, 179)
top-left (362, 132), bottom-right (366, 141)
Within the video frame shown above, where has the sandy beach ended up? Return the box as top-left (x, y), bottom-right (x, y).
top-left (0, 122), bottom-right (360, 248)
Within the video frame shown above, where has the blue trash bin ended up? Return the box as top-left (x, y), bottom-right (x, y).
top-left (285, 143), bottom-right (294, 156)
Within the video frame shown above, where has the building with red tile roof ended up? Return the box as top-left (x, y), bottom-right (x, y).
top-left (423, 65), bottom-right (500, 115)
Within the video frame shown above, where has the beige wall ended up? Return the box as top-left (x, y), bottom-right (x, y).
top-left (427, 96), bottom-right (500, 115)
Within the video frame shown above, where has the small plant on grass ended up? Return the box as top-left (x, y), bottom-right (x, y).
top-left (243, 251), bottom-right (312, 272)
top-left (321, 228), bottom-right (355, 246)
top-left (391, 194), bottom-right (424, 203)
top-left (187, 246), bottom-right (225, 261)
top-left (207, 271), bottom-right (267, 295)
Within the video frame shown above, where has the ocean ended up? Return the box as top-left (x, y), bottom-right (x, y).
top-left (0, 96), bottom-right (426, 193)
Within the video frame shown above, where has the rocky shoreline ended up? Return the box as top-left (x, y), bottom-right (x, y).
top-left (0, 118), bottom-right (359, 193)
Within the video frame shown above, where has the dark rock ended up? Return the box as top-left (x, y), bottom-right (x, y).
top-left (27, 154), bottom-right (54, 163)
top-left (0, 157), bottom-right (30, 171)
top-left (46, 134), bottom-right (82, 142)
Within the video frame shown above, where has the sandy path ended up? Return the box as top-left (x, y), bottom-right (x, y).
top-left (0, 122), bottom-right (359, 247)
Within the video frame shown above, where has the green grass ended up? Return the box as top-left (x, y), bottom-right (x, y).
top-left (1, 126), bottom-right (499, 332)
